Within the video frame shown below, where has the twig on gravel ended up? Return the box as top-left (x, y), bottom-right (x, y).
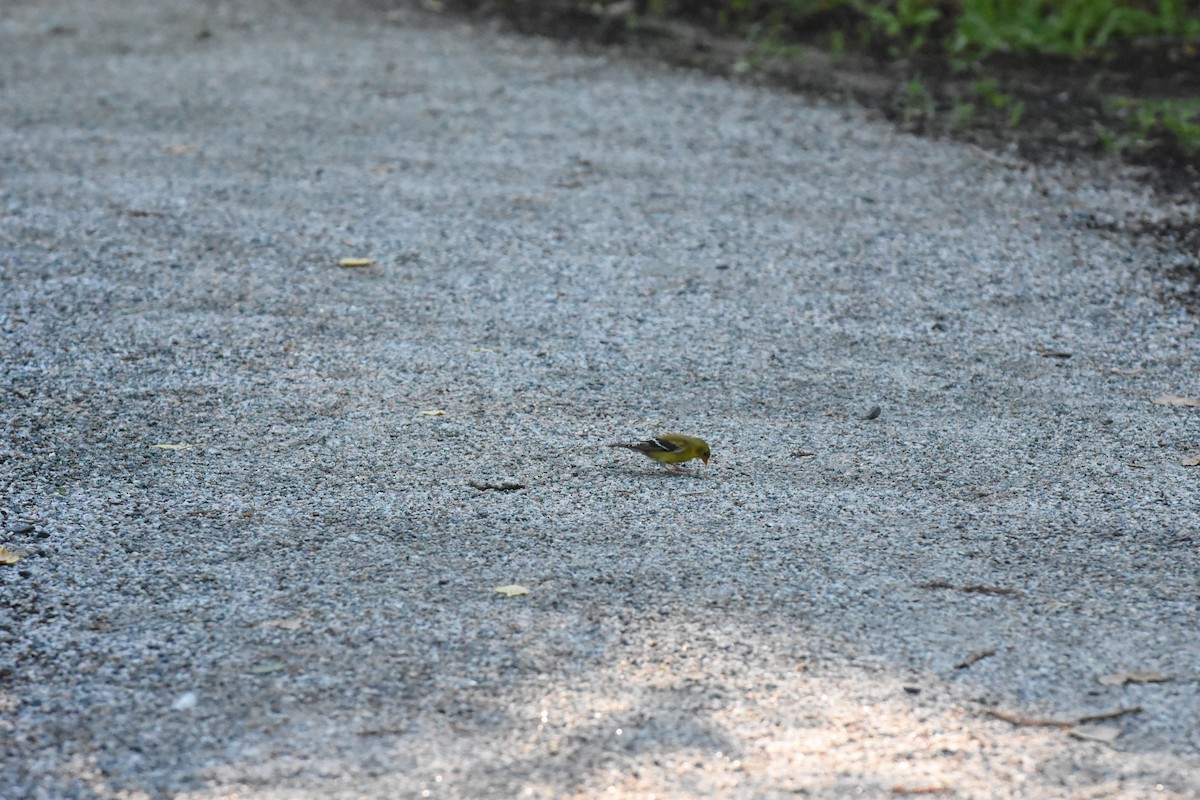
top-left (919, 581), bottom-right (1023, 597)
top-left (965, 144), bottom-right (1046, 193)
top-left (960, 584), bottom-right (1022, 596)
top-left (468, 480), bottom-right (526, 491)
top-left (967, 142), bottom-right (1024, 170)
top-left (1078, 706), bottom-right (1144, 725)
top-left (983, 705), bottom-right (1142, 729)
top-left (1036, 344), bottom-right (1073, 359)
top-left (954, 648), bottom-right (996, 669)
top-left (356, 728), bottom-right (409, 737)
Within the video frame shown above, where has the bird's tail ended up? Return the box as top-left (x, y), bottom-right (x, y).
top-left (606, 442), bottom-right (636, 450)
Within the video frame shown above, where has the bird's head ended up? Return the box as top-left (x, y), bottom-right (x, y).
top-left (699, 441), bottom-right (711, 465)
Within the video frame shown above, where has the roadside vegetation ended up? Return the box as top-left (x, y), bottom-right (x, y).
top-left (451, 0), bottom-right (1200, 187)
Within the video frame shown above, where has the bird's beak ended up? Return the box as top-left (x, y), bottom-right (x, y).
top-left (702, 457), bottom-right (710, 466)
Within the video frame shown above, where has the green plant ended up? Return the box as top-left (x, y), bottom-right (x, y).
top-left (855, 0), bottom-right (943, 53)
top-left (829, 28), bottom-right (847, 57)
top-left (951, 101), bottom-right (978, 130)
top-left (1154, 0), bottom-right (1200, 37)
top-left (1006, 97), bottom-right (1025, 127)
top-left (952, 0), bottom-right (1198, 59)
top-left (966, 78), bottom-right (1026, 126)
top-left (1114, 97), bottom-right (1200, 153)
top-left (1158, 103), bottom-right (1200, 153)
top-left (972, 78), bottom-right (1012, 107)
top-left (758, 37), bottom-right (809, 60)
top-left (902, 75), bottom-right (933, 123)
top-left (1092, 121), bottom-right (1135, 153)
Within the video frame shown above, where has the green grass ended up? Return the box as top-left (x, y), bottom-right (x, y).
top-left (632, 0), bottom-right (1200, 56)
top-left (620, 0), bottom-right (1200, 164)
top-left (902, 75), bottom-right (934, 124)
top-left (1110, 96), bottom-right (1200, 153)
top-left (970, 78), bottom-right (1025, 127)
top-left (482, 0), bottom-right (1200, 165)
top-left (854, 0), bottom-right (943, 55)
top-left (951, 0), bottom-right (1200, 57)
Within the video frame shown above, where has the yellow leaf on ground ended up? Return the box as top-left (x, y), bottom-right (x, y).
top-left (0, 546), bottom-right (22, 565)
top-left (1153, 395), bottom-right (1200, 407)
top-left (494, 585), bottom-right (529, 597)
top-left (337, 257), bottom-right (375, 267)
top-left (419, 409), bottom-right (446, 416)
top-left (151, 443), bottom-right (192, 450)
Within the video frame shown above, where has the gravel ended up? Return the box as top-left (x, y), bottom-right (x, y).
top-left (2, 0), bottom-right (1199, 797)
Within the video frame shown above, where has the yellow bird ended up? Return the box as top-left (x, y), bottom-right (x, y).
top-left (608, 433), bottom-right (711, 472)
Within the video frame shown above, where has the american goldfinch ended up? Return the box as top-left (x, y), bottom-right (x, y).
top-left (608, 433), bottom-right (711, 472)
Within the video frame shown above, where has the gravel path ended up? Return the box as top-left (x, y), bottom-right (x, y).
top-left (2, 1), bottom-right (1199, 797)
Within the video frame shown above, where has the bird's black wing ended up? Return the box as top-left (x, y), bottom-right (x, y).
top-left (634, 436), bottom-right (684, 454)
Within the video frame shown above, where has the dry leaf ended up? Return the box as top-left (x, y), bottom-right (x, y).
top-left (337, 257), bottom-right (375, 268)
top-left (151, 443), bottom-right (192, 450)
top-left (1097, 670), bottom-right (1169, 686)
top-left (0, 546), bottom-right (22, 566)
top-left (1153, 395), bottom-right (1200, 408)
top-left (419, 409), bottom-right (446, 416)
top-left (1069, 722), bottom-right (1123, 743)
top-left (161, 143), bottom-right (199, 154)
top-left (1182, 455), bottom-right (1200, 467)
top-left (494, 585), bottom-right (529, 597)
